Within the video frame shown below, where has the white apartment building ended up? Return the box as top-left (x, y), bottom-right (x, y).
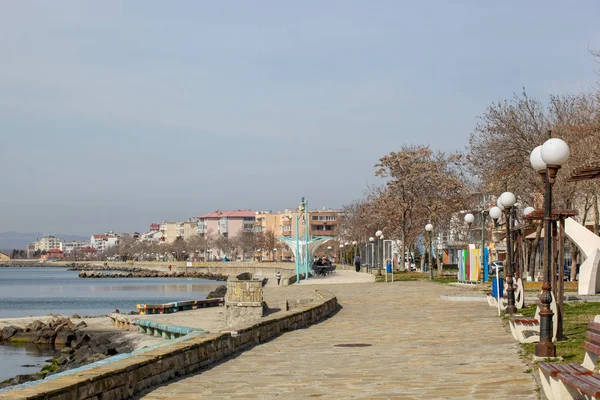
top-left (60, 241), bottom-right (89, 254)
top-left (90, 233), bottom-right (119, 252)
top-left (37, 236), bottom-right (62, 251)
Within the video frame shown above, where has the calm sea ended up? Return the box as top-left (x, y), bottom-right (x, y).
top-left (0, 267), bottom-right (222, 382)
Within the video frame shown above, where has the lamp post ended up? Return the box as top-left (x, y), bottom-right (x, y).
top-left (344, 242), bottom-right (350, 265)
top-left (464, 213), bottom-right (474, 244)
top-left (327, 245), bottom-right (332, 260)
top-left (352, 240), bottom-right (358, 272)
top-left (425, 224), bottom-right (434, 280)
top-left (530, 137), bottom-right (570, 358)
top-left (273, 248), bottom-right (277, 263)
top-left (369, 237), bottom-right (375, 273)
top-left (499, 191), bottom-right (517, 315)
top-left (375, 230), bottom-right (383, 275)
top-left (481, 209), bottom-right (489, 283)
top-left (339, 244), bottom-right (344, 265)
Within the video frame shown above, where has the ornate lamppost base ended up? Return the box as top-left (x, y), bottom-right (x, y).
top-left (535, 342), bottom-right (556, 358)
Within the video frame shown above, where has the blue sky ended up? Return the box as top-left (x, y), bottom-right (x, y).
top-left (1, 1), bottom-right (599, 235)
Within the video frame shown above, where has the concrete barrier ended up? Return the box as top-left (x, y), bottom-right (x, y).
top-left (0, 289), bottom-right (337, 400)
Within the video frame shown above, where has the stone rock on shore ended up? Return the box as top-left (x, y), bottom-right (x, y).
top-left (0, 320), bottom-right (135, 390)
top-left (0, 317), bottom-right (76, 347)
top-left (78, 270), bottom-right (228, 281)
top-left (207, 285), bottom-right (227, 299)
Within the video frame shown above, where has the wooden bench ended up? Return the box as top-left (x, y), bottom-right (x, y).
top-left (137, 298), bottom-right (224, 315)
top-left (539, 316), bottom-right (600, 400)
top-left (508, 291), bottom-right (557, 344)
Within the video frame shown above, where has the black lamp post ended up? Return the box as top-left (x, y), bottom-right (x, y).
top-left (530, 137), bottom-right (570, 358)
top-left (425, 224), bottom-right (434, 280)
top-left (499, 191), bottom-right (517, 315)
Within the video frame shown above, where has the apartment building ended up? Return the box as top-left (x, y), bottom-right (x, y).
top-left (254, 208), bottom-right (342, 238)
top-left (197, 210), bottom-right (255, 238)
top-left (36, 235), bottom-right (62, 252)
top-left (90, 233), bottom-right (119, 252)
top-left (158, 220), bottom-right (199, 244)
top-left (252, 208), bottom-right (342, 261)
top-left (60, 241), bottom-right (90, 254)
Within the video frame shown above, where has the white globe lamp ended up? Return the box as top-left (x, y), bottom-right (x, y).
top-left (489, 206), bottom-right (503, 221)
top-left (541, 138), bottom-right (570, 166)
top-left (496, 197), bottom-right (505, 211)
top-left (425, 224), bottom-right (433, 232)
top-left (530, 145), bottom-right (546, 172)
top-left (499, 192), bottom-right (516, 208)
top-left (464, 213), bottom-right (475, 225)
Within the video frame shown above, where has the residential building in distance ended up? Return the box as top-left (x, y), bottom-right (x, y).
top-left (254, 208), bottom-right (342, 238)
top-left (90, 233), bottom-right (119, 252)
top-left (198, 210), bottom-right (255, 238)
top-left (61, 241), bottom-right (90, 254)
top-left (253, 208), bottom-right (342, 261)
top-left (37, 235), bottom-right (62, 252)
top-left (81, 246), bottom-right (98, 259)
top-left (159, 220), bottom-right (199, 244)
top-left (40, 248), bottom-right (64, 260)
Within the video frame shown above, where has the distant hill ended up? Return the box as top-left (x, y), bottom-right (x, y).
top-left (0, 232), bottom-right (90, 251)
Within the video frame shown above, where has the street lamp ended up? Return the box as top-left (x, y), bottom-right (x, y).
top-left (425, 224), bottom-right (434, 280)
top-left (369, 237), bottom-right (375, 273)
top-left (464, 213), bottom-right (474, 243)
top-left (490, 206), bottom-right (503, 223)
top-left (339, 244), bottom-right (344, 265)
top-left (499, 191), bottom-right (517, 315)
top-left (530, 137), bottom-right (570, 358)
top-left (375, 230), bottom-right (383, 275)
top-left (273, 248), bottom-right (277, 263)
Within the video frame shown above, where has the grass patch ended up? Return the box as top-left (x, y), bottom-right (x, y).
top-left (518, 301), bottom-right (600, 363)
top-left (41, 361), bottom-right (59, 373)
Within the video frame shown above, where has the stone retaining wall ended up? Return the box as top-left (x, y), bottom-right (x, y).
top-left (0, 290), bottom-right (337, 400)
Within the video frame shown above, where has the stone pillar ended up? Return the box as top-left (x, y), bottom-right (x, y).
top-left (225, 273), bottom-right (264, 327)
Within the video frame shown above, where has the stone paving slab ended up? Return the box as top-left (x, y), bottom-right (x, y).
top-left (136, 281), bottom-right (538, 399)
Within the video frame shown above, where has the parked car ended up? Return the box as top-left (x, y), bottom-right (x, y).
top-left (489, 260), bottom-right (504, 275)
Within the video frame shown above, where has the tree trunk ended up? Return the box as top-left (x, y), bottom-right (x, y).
top-left (528, 223), bottom-right (543, 279)
top-left (400, 224), bottom-right (406, 272)
top-left (594, 193), bottom-right (599, 235)
top-left (434, 229), bottom-right (443, 273)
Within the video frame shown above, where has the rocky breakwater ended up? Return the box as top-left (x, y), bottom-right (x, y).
top-left (0, 317), bottom-right (134, 389)
top-left (79, 270), bottom-right (229, 281)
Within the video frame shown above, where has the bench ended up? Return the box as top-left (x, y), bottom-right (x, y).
top-left (137, 298), bottom-right (224, 315)
top-left (539, 316), bottom-right (600, 400)
top-left (135, 319), bottom-right (206, 339)
top-left (508, 291), bottom-right (557, 344)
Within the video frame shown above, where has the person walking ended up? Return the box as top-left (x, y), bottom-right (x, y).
top-left (355, 254), bottom-right (361, 272)
top-left (276, 271), bottom-right (282, 285)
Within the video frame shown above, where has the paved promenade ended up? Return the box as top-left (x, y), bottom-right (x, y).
top-left (137, 278), bottom-right (537, 399)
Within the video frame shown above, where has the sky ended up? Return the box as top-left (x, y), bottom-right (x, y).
top-left (1, 1), bottom-right (599, 235)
